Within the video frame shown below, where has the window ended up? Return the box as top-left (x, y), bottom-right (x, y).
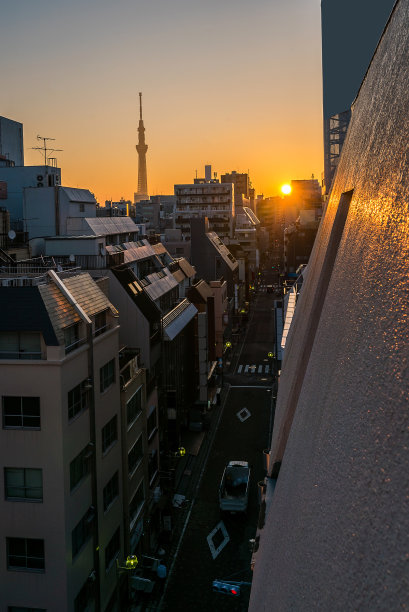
top-left (2, 396), bottom-right (40, 429)
top-left (100, 359), bottom-right (115, 392)
top-left (105, 527), bottom-right (120, 571)
top-left (5, 468), bottom-right (43, 501)
top-left (7, 538), bottom-right (45, 572)
top-left (94, 310), bottom-right (107, 337)
top-left (64, 324), bottom-right (80, 354)
top-left (102, 416), bottom-right (117, 454)
top-left (79, 203), bottom-right (85, 213)
top-left (128, 436), bottom-right (143, 476)
top-left (147, 408), bottom-right (157, 441)
top-left (74, 579), bottom-right (94, 612)
top-left (129, 481), bottom-right (144, 527)
top-left (70, 446), bottom-right (91, 491)
top-left (127, 388), bottom-right (142, 427)
top-left (72, 508), bottom-right (94, 558)
top-left (103, 472), bottom-right (119, 512)
top-left (68, 381), bottom-right (90, 421)
top-left (0, 331), bottom-right (42, 360)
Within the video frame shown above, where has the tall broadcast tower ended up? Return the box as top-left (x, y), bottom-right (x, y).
top-left (134, 92), bottom-right (148, 203)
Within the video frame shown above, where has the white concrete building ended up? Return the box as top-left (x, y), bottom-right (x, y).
top-left (175, 169), bottom-right (234, 241)
top-left (0, 269), bottom-right (132, 610)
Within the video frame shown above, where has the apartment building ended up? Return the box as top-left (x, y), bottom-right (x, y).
top-left (104, 241), bottom-right (198, 450)
top-left (0, 269), bottom-right (124, 610)
top-left (175, 172), bottom-right (234, 241)
top-left (0, 266), bottom-right (152, 611)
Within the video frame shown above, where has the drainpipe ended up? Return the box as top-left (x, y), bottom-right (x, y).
top-left (86, 319), bottom-right (101, 611)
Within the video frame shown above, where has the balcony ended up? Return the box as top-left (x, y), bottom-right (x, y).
top-left (119, 347), bottom-right (142, 388)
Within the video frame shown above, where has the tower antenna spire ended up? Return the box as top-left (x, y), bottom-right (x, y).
top-left (135, 92), bottom-right (148, 203)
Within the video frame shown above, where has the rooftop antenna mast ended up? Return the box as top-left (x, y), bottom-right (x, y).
top-left (31, 135), bottom-right (63, 171)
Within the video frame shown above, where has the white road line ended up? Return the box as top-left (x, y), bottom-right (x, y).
top-left (265, 365), bottom-right (270, 373)
top-left (251, 364), bottom-right (256, 372)
top-left (244, 365), bottom-right (249, 373)
top-left (258, 365), bottom-right (263, 373)
top-left (237, 365), bottom-right (243, 374)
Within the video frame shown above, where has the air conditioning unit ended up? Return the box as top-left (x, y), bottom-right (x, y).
top-left (37, 174), bottom-right (44, 181)
top-left (131, 576), bottom-right (155, 593)
top-left (83, 378), bottom-right (93, 390)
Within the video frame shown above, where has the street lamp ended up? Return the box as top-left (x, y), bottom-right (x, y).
top-left (116, 555), bottom-right (139, 609)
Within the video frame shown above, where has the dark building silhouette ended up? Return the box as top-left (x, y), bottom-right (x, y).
top-left (321, 0), bottom-right (396, 193)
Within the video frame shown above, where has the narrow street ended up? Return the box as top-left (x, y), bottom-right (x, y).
top-left (157, 278), bottom-right (277, 611)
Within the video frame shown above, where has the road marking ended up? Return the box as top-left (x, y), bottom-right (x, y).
top-left (250, 364), bottom-right (256, 372)
top-left (207, 521), bottom-right (230, 560)
top-left (237, 407), bottom-right (251, 422)
top-left (265, 365), bottom-right (270, 373)
top-left (244, 365), bottom-right (249, 373)
top-left (237, 365), bottom-right (243, 373)
top-left (258, 365), bottom-right (263, 373)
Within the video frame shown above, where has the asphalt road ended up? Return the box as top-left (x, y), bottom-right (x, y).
top-left (160, 285), bottom-right (277, 612)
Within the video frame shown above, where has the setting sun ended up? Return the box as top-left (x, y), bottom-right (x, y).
top-left (281, 184), bottom-right (292, 195)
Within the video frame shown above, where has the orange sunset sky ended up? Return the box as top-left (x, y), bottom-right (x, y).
top-left (1, 0), bottom-right (323, 204)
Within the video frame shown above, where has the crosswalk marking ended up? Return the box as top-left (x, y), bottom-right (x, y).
top-left (236, 364), bottom-right (271, 375)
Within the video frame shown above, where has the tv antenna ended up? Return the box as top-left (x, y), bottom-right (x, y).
top-left (31, 135), bottom-right (63, 169)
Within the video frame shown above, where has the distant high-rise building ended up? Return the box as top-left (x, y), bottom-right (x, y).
top-left (321, 0), bottom-right (395, 193)
top-left (134, 92), bottom-right (148, 203)
top-left (175, 166), bottom-right (235, 241)
top-left (221, 171), bottom-right (250, 208)
top-left (0, 117), bottom-right (24, 166)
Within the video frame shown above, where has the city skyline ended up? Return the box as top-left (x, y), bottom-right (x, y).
top-left (0, 0), bottom-right (323, 203)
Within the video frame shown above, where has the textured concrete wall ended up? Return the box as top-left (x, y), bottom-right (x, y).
top-left (250, 2), bottom-right (409, 610)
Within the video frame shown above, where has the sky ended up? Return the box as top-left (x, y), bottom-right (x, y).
top-left (0, 0), bottom-right (323, 204)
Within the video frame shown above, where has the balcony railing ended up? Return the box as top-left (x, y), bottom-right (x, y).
top-left (0, 351), bottom-right (42, 360)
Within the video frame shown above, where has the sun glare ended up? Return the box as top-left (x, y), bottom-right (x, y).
top-left (281, 184), bottom-right (292, 195)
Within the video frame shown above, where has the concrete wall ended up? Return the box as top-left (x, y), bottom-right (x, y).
top-left (250, 2), bottom-right (409, 610)
top-left (0, 360), bottom-right (67, 610)
top-left (0, 167), bottom-right (60, 227)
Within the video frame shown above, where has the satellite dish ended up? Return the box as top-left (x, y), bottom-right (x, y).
top-left (8, 230), bottom-right (16, 240)
top-left (100, 247), bottom-right (107, 256)
top-left (57, 264), bottom-right (63, 272)
top-left (69, 254), bottom-right (75, 262)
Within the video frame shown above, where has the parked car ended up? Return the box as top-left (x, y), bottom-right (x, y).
top-left (219, 460), bottom-right (250, 514)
